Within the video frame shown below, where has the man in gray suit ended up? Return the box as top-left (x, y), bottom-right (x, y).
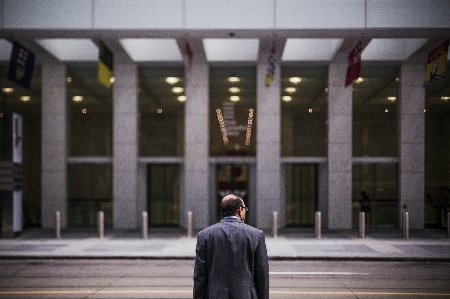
top-left (194, 193), bottom-right (269, 299)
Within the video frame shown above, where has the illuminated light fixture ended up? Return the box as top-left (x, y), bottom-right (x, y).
top-left (230, 96), bottom-right (240, 102)
top-left (157, 108), bottom-right (163, 113)
top-left (110, 77), bottom-right (115, 84)
top-left (216, 108), bottom-right (229, 145)
top-left (2, 87), bottom-right (14, 94)
top-left (67, 77), bottom-right (72, 83)
top-left (82, 108), bottom-right (87, 114)
top-left (441, 96), bottom-right (450, 101)
top-left (325, 87), bottom-right (329, 93)
top-left (285, 87), bottom-right (296, 94)
top-left (355, 77), bottom-right (364, 83)
top-left (20, 96), bottom-right (31, 102)
top-left (282, 96), bottom-right (292, 102)
top-left (387, 96), bottom-right (396, 102)
top-left (289, 77), bottom-right (302, 84)
top-left (385, 109), bottom-right (389, 113)
top-left (72, 96), bottom-right (84, 102)
top-left (177, 95), bottom-right (187, 102)
top-left (165, 77), bottom-right (180, 84)
top-left (228, 77), bottom-right (240, 83)
top-left (172, 87), bottom-right (184, 94)
top-left (245, 108), bottom-right (254, 146)
top-left (228, 87), bottom-right (240, 93)
top-left (396, 77), bottom-right (400, 82)
top-left (308, 108), bottom-right (313, 113)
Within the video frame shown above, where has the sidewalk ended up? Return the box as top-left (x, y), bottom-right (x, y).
top-left (0, 227), bottom-right (449, 261)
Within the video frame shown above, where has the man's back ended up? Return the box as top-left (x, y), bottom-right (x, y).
top-left (194, 217), bottom-right (269, 299)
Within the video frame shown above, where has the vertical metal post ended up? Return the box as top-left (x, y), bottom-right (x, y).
top-left (142, 211), bottom-right (148, 239)
top-left (187, 211), bottom-right (193, 238)
top-left (359, 212), bottom-right (365, 239)
top-left (447, 212), bottom-right (450, 239)
top-left (271, 211), bottom-right (278, 238)
top-left (97, 211), bottom-right (104, 239)
top-left (402, 212), bottom-right (409, 239)
top-left (315, 211), bottom-right (321, 239)
top-left (55, 211), bottom-right (61, 239)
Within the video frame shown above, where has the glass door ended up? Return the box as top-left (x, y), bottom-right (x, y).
top-left (285, 164), bottom-right (318, 227)
top-left (147, 164), bottom-right (180, 227)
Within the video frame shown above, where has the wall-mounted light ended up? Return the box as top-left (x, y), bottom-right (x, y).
top-left (441, 96), bottom-right (450, 101)
top-left (282, 96), bottom-right (292, 102)
top-left (387, 96), bottom-right (396, 102)
top-left (20, 96), bottom-right (31, 102)
top-left (355, 77), bottom-right (364, 83)
top-left (72, 96), bottom-right (84, 102)
top-left (289, 77), bottom-right (302, 84)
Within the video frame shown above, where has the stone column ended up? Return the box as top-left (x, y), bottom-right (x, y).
top-left (327, 63), bottom-right (353, 229)
top-left (41, 62), bottom-right (67, 228)
top-left (183, 63), bottom-right (209, 230)
top-left (256, 62), bottom-right (281, 230)
top-left (399, 64), bottom-right (425, 229)
top-left (113, 62), bottom-right (138, 229)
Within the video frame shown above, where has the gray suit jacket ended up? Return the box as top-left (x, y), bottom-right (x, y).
top-left (194, 217), bottom-right (269, 299)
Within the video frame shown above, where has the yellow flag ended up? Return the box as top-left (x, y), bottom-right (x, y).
top-left (98, 42), bottom-right (113, 88)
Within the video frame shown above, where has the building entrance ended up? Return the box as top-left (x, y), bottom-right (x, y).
top-left (147, 164), bottom-right (180, 227)
top-left (216, 164), bottom-right (249, 222)
top-left (285, 164), bottom-right (318, 227)
top-left (352, 163), bottom-right (398, 228)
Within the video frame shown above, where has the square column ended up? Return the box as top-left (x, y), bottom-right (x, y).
top-left (328, 63), bottom-right (353, 229)
top-left (113, 62), bottom-right (138, 229)
top-left (41, 62), bottom-right (67, 229)
top-left (399, 64), bottom-right (425, 228)
top-left (183, 63), bottom-right (209, 230)
top-left (256, 63), bottom-right (281, 230)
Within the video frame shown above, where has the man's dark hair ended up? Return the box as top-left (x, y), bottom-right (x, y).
top-left (220, 193), bottom-right (243, 217)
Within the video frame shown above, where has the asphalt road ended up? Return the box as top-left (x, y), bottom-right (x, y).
top-left (0, 259), bottom-right (449, 298)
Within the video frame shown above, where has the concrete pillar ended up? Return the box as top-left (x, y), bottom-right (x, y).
top-left (183, 63), bottom-right (209, 230)
top-left (328, 63), bottom-right (353, 229)
top-left (41, 62), bottom-right (67, 229)
top-left (256, 62), bottom-right (281, 230)
top-left (399, 64), bottom-right (425, 229)
top-left (113, 62), bottom-right (138, 229)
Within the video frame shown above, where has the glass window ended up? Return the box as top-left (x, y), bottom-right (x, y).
top-left (139, 67), bottom-right (184, 156)
top-left (68, 65), bottom-right (112, 156)
top-left (425, 62), bottom-right (450, 227)
top-left (210, 67), bottom-right (256, 156)
top-left (68, 164), bottom-right (112, 227)
top-left (0, 65), bottom-right (42, 227)
top-left (281, 66), bottom-right (328, 157)
top-left (353, 66), bottom-right (399, 157)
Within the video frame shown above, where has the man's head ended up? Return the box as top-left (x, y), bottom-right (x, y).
top-left (220, 193), bottom-right (247, 221)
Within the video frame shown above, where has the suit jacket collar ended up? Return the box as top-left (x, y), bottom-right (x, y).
top-left (220, 217), bottom-right (243, 223)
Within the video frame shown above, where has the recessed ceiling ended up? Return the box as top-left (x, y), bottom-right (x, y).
top-left (281, 38), bottom-right (344, 61)
top-left (120, 38), bottom-right (183, 62)
top-left (35, 38), bottom-right (98, 61)
top-left (362, 38), bottom-right (429, 61)
top-left (203, 38), bottom-right (259, 61)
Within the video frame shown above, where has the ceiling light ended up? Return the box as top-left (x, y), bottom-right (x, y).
top-left (441, 96), bottom-right (450, 101)
top-left (308, 108), bottom-right (313, 113)
top-left (157, 108), bottom-right (163, 113)
top-left (66, 77), bottom-right (72, 83)
top-left (285, 87), bottom-right (296, 94)
top-left (72, 96), bottom-right (84, 102)
top-left (229, 87), bottom-right (240, 93)
top-left (282, 96), bottom-right (292, 102)
top-left (387, 96), bottom-right (396, 102)
top-left (20, 96), bottom-right (31, 102)
top-left (166, 77), bottom-right (180, 84)
top-left (2, 87), bottom-right (14, 94)
top-left (228, 77), bottom-right (240, 83)
top-left (172, 87), bottom-right (184, 94)
top-left (230, 96), bottom-right (240, 102)
top-left (355, 77), bottom-right (364, 83)
top-left (289, 77), bottom-right (302, 84)
top-left (110, 77), bottom-right (115, 84)
top-left (177, 95), bottom-right (187, 102)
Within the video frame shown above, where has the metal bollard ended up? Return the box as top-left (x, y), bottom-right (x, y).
top-left (271, 211), bottom-right (278, 238)
top-left (402, 212), bottom-right (409, 239)
top-left (97, 211), bottom-right (104, 239)
top-left (55, 211), bottom-right (61, 239)
top-left (359, 212), bottom-right (366, 239)
top-left (315, 211), bottom-right (321, 239)
top-left (187, 211), bottom-right (193, 238)
top-left (447, 212), bottom-right (450, 239)
top-left (142, 211), bottom-right (148, 239)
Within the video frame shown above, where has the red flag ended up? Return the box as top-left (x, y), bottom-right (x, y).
top-left (185, 41), bottom-right (193, 73)
top-left (345, 41), bottom-right (362, 87)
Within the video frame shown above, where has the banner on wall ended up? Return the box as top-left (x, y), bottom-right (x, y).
top-left (423, 40), bottom-right (448, 87)
top-left (265, 42), bottom-right (276, 87)
top-left (98, 42), bottom-right (113, 88)
top-left (8, 42), bottom-right (35, 89)
top-left (345, 41), bottom-right (363, 87)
